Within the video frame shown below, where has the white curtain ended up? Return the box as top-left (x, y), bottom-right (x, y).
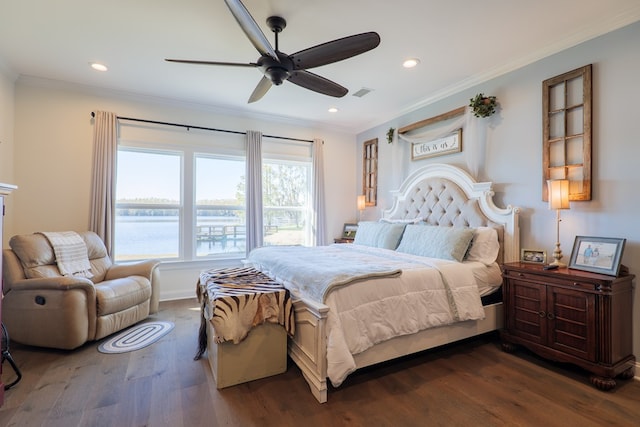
top-left (398, 107), bottom-right (488, 180)
top-left (246, 130), bottom-right (263, 254)
top-left (312, 138), bottom-right (327, 246)
top-left (89, 111), bottom-right (117, 257)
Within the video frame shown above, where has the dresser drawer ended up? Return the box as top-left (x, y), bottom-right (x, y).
top-left (503, 269), bottom-right (600, 293)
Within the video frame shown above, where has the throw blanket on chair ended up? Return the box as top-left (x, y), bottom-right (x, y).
top-left (38, 231), bottom-right (93, 278)
top-left (195, 266), bottom-right (294, 360)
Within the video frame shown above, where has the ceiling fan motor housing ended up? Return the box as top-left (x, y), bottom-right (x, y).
top-left (258, 52), bottom-right (293, 85)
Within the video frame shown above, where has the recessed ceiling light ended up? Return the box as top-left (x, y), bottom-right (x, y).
top-left (402, 58), bottom-right (420, 68)
top-left (328, 107), bottom-right (338, 113)
top-left (90, 62), bottom-right (108, 72)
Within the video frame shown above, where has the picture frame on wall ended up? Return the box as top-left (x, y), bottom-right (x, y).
top-left (342, 223), bottom-right (358, 240)
top-left (568, 236), bottom-right (626, 276)
top-left (521, 248), bottom-right (547, 264)
top-left (411, 128), bottom-right (462, 161)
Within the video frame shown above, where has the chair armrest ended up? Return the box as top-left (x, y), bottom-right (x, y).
top-left (8, 276), bottom-right (96, 293)
top-left (105, 259), bottom-right (160, 281)
top-left (106, 260), bottom-right (162, 313)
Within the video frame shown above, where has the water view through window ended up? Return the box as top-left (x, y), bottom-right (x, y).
top-left (115, 148), bottom-right (311, 261)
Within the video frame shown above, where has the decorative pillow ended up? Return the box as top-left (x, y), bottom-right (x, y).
top-left (353, 221), bottom-right (406, 250)
top-left (465, 227), bottom-right (500, 265)
top-left (396, 225), bottom-right (475, 262)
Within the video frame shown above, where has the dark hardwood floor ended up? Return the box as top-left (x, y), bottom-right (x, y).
top-left (1, 298), bottom-right (639, 426)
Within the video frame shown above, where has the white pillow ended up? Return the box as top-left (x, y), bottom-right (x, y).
top-left (465, 227), bottom-right (500, 265)
top-left (353, 221), bottom-right (406, 250)
top-left (396, 225), bottom-right (475, 262)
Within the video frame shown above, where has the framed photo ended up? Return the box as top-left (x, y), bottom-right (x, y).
top-left (521, 248), bottom-right (547, 264)
top-left (568, 236), bottom-right (626, 276)
top-left (342, 223), bottom-right (358, 240)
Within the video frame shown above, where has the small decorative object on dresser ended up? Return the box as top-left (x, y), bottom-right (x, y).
top-left (568, 236), bottom-right (626, 276)
top-left (341, 223), bottom-right (358, 240)
top-left (501, 262), bottom-right (635, 391)
top-left (520, 248), bottom-right (546, 264)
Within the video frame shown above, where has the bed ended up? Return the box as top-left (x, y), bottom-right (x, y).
top-left (246, 163), bottom-right (520, 403)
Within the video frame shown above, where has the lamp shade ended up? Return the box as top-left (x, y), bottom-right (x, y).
top-left (547, 179), bottom-right (570, 210)
top-left (357, 195), bottom-right (366, 211)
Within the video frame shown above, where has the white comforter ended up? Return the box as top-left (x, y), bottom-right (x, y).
top-left (247, 244), bottom-right (487, 386)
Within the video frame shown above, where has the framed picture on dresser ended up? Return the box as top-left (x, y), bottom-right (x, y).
top-left (342, 223), bottom-right (358, 240)
top-left (568, 236), bottom-right (626, 276)
top-left (521, 248), bottom-right (546, 264)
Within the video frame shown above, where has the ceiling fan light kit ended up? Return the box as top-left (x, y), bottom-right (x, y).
top-left (165, 0), bottom-right (380, 103)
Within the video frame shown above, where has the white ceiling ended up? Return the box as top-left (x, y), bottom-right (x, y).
top-left (2, 0), bottom-right (640, 133)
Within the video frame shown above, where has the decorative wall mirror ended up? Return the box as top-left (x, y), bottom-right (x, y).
top-left (362, 138), bottom-right (378, 206)
top-left (542, 64), bottom-right (592, 201)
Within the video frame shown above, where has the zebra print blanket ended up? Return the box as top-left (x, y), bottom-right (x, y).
top-left (195, 267), bottom-right (294, 359)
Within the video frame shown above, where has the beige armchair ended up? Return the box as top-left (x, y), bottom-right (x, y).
top-left (2, 231), bottom-right (160, 350)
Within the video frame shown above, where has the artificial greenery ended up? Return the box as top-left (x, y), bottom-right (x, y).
top-left (386, 127), bottom-right (395, 144)
top-left (469, 93), bottom-right (497, 118)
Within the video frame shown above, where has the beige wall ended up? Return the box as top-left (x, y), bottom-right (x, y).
top-left (7, 79), bottom-right (357, 299)
top-left (0, 67), bottom-right (16, 242)
top-left (358, 22), bottom-right (640, 361)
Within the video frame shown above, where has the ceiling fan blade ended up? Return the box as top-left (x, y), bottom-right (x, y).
top-left (165, 59), bottom-right (258, 68)
top-left (248, 76), bottom-right (273, 103)
top-left (288, 70), bottom-right (348, 98)
top-left (290, 32), bottom-right (380, 70)
top-left (224, 0), bottom-right (279, 61)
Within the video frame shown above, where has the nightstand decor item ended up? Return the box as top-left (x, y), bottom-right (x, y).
top-left (521, 248), bottom-right (546, 264)
top-left (357, 195), bottom-right (366, 221)
top-left (547, 179), bottom-right (570, 266)
top-left (568, 236), bottom-right (626, 276)
top-left (342, 223), bottom-right (358, 240)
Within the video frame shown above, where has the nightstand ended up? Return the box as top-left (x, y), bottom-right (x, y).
top-left (501, 262), bottom-right (635, 390)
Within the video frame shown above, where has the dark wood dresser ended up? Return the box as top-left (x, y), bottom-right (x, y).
top-left (500, 262), bottom-right (635, 390)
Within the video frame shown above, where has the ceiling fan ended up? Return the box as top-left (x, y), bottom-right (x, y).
top-left (165, 0), bottom-right (381, 103)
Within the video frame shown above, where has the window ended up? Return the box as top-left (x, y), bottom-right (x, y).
top-left (263, 159), bottom-right (311, 247)
top-left (115, 149), bottom-right (181, 261)
top-left (195, 155), bottom-right (246, 257)
top-left (114, 128), bottom-right (313, 262)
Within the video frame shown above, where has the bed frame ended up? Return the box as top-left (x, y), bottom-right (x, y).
top-left (288, 163), bottom-right (520, 403)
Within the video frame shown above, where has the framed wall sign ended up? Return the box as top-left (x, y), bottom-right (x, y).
top-left (411, 129), bottom-right (462, 161)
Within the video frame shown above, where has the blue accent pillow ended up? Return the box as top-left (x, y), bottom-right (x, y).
top-left (396, 224), bottom-right (475, 262)
top-left (353, 221), bottom-right (406, 250)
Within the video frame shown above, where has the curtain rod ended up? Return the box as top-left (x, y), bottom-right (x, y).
top-left (90, 112), bottom-right (314, 143)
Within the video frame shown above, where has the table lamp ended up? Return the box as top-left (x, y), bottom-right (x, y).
top-left (357, 195), bottom-right (366, 221)
top-left (547, 179), bottom-right (570, 266)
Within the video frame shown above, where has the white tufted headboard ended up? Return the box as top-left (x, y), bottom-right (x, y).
top-left (382, 164), bottom-right (520, 263)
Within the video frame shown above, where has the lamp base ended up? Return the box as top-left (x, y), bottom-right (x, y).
top-left (550, 242), bottom-right (565, 267)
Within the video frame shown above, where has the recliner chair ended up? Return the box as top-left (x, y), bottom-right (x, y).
top-left (2, 231), bottom-right (160, 350)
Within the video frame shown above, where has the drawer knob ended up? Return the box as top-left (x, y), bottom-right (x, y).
top-left (547, 312), bottom-right (555, 320)
top-left (538, 311), bottom-right (545, 317)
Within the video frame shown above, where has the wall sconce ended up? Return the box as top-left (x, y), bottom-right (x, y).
top-left (547, 179), bottom-right (570, 266)
top-left (357, 195), bottom-right (366, 221)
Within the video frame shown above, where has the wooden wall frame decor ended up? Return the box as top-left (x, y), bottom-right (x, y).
top-left (362, 138), bottom-right (378, 206)
top-left (542, 64), bottom-right (592, 201)
top-left (399, 106), bottom-right (465, 161)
